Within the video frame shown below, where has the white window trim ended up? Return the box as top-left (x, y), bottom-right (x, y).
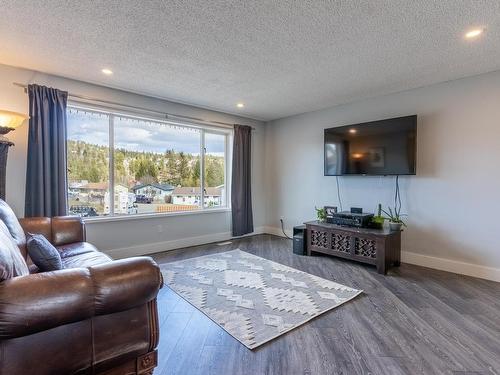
top-left (67, 103), bottom-right (232, 220)
top-left (83, 207), bottom-right (232, 223)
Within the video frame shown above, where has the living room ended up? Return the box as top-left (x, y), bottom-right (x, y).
top-left (0, 2), bottom-right (499, 375)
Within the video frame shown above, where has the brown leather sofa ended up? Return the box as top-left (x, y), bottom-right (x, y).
top-left (0, 200), bottom-right (162, 375)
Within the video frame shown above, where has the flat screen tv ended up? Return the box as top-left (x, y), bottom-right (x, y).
top-left (324, 115), bottom-right (417, 176)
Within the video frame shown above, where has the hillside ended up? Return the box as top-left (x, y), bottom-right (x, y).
top-left (67, 140), bottom-right (225, 188)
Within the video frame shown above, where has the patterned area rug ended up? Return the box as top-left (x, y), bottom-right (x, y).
top-left (160, 249), bottom-right (362, 349)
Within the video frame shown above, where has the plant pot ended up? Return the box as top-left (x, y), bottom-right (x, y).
top-left (389, 222), bottom-right (403, 231)
top-left (370, 218), bottom-right (385, 229)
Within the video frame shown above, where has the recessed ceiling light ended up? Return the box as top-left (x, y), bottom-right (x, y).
top-left (464, 28), bottom-right (484, 39)
top-left (236, 103), bottom-right (244, 108)
top-left (349, 129), bottom-right (357, 134)
top-left (101, 68), bottom-right (113, 75)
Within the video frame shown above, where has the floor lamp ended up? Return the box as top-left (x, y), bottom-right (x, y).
top-left (0, 110), bottom-right (28, 200)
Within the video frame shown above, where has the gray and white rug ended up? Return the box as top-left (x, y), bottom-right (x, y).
top-left (160, 249), bottom-right (362, 349)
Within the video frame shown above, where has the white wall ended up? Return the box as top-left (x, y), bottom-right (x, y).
top-left (0, 63), bottom-right (267, 255)
top-left (265, 71), bottom-right (500, 281)
top-left (4, 62), bottom-right (500, 281)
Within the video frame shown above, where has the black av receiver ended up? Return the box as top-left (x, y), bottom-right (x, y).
top-left (326, 211), bottom-right (374, 228)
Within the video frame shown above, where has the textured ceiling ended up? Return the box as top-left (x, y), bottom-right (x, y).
top-left (1, 1), bottom-right (499, 121)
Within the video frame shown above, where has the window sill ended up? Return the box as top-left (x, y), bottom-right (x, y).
top-left (83, 207), bottom-right (231, 224)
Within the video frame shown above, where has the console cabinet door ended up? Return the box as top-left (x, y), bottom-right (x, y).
top-left (308, 225), bottom-right (330, 253)
top-left (351, 235), bottom-right (380, 266)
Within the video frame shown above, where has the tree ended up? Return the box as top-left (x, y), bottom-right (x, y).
top-left (85, 165), bottom-right (101, 182)
top-left (190, 158), bottom-right (201, 187)
top-left (205, 155), bottom-right (224, 186)
top-left (177, 152), bottom-right (191, 186)
top-left (66, 140), bottom-right (226, 190)
top-left (114, 150), bottom-right (126, 184)
top-left (135, 158), bottom-right (158, 183)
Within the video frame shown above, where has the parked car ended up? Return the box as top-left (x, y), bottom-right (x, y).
top-left (69, 205), bottom-right (99, 217)
top-left (135, 194), bottom-right (153, 204)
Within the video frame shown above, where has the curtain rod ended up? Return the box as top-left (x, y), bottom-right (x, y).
top-left (13, 82), bottom-right (256, 130)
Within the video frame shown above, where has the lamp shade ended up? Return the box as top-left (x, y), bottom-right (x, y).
top-left (0, 110), bottom-right (29, 130)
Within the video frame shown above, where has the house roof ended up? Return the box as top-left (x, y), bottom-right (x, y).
top-left (132, 183), bottom-right (175, 192)
top-left (173, 187), bottom-right (222, 196)
top-left (78, 182), bottom-right (130, 191)
top-left (79, 182), bottom-right (108, 190)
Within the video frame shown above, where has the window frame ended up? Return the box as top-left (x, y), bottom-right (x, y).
top-left (66, 103), bottom-right (232, 221)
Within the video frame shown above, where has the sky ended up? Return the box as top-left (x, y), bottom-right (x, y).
top-left (67, 110), bottom-right (225, 155)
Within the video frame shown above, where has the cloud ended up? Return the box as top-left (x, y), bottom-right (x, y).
top-left (67, 111), bottom-right (226, 154)
top-left (68, 115), bottom-right (109, 146)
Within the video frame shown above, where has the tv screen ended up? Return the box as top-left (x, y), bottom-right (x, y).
top-left (324, 115), bottom-right (417, 176)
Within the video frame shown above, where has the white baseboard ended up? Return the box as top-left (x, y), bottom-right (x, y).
top-left (263, 226), bottom-right (293, 238)
top-left (264, 226), bottom-right (500, 282)
top-left (401, 251), bottom-right (500, 282)
top-left (104, 226), bottom-right (267, 259)
top-left (104, 225), bottom-right (499, 282)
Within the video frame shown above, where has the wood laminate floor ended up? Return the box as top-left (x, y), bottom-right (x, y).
top-left (151, 234), bottom-right (500, 375)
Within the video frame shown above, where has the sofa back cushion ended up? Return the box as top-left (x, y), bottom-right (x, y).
top-left (0, 199), bottom-right (28, 259)
top-left (0, 222), bottom-right (29, 281)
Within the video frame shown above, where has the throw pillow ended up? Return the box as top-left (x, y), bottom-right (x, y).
top-left (26, 233), bottom-right (63, 272)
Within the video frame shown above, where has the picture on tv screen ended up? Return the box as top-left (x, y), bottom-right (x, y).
top-left (324, 115), bottom-right (417, 176)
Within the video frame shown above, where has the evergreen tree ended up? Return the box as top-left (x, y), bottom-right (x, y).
top-left (67, 140), bottom-right (225, 189)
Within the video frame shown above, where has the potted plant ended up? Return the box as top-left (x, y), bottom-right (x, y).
top-left (315, 207), bottom-right (326, 222)
top-left (382, 206), bottom-right (407, 231)
top-left (370, 203), bottom-right (385, 229)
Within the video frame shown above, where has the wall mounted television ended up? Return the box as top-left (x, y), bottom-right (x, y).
top-left (324, 115), bottom-right (417, 176)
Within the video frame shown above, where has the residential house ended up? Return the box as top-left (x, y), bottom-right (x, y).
top-left (104, 184), bottom-right (136, 215)
top-left (132, 183), bottom-right (175, 202)
top-left (172, 186), bottom-right (223, 207)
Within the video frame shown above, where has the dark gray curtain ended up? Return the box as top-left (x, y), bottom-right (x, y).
top-left (231, 125), bottom-right (253, 236)
top-left (25, 84), bottom-right (68, 217)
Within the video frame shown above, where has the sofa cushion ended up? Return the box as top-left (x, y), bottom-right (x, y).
top-left (26, 233), bottom-right (63, 272)
top-left (0, 222), bottom-right (29, 281)
top-left (55, 241), bottom-right (111, 270)
top-left (61, 248), bottom-right (112, 269)
top-left (56, 241), bottom-right (99, 259)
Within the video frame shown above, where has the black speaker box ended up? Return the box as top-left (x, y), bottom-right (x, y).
top-left (293, 225), bottom-right (307, 255)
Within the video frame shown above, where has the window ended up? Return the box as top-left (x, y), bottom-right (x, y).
top-left (203, 132), bottom-right (226, 208)
top-left (67, 110), bottom-right (110, 216)
top-left (66, 106), bottom-right (231, 218)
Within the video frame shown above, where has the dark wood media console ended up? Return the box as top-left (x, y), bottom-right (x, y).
top-left (304, 221), bottom-right (401, 274)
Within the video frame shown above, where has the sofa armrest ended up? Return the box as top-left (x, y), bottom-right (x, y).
top-left (90, 257), bottom-right (162, 315)
top-left (0, 268), bottom-right (94, 339)
top-left (0, 257), bottom-right (162, 339)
